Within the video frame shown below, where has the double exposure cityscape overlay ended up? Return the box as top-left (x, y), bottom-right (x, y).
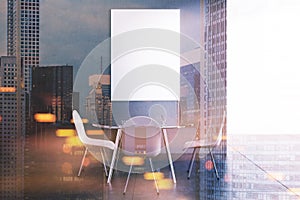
top-left (1, 0), bottom-right (300, 200)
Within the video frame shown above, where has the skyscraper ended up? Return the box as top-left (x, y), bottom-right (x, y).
top-left (202, 0), bottom-right (227, 141)
top-left (7, 0), bottom-right (40, 93)
top-left (4, 2), bottom-right (39, 198)
top-left (86, 74), bottom-right (112, 125)
top-left (0, 56), bottom-right (26, 199)
top-left (194, 1), bottom-right (227, 199)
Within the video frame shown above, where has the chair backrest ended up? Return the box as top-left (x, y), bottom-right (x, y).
top-left (215, 111), bottom-right (226, 146)
top-left (121, 116), bottom-right (162, 157)
top-left (72, 110), bottom-right (115, 150)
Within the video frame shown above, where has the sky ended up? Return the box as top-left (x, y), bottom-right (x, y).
top-left (0, 0), bottom-right (200, 71)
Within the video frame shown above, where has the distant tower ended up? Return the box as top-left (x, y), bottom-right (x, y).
top-left (7, 0), bottom-right (40, 93)
top-left (86, 74), bottom-right (112, 125)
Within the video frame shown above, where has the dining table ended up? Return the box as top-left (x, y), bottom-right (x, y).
top-left (92, 123), bottom-right (184, 184)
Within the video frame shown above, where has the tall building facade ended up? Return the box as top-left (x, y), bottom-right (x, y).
top-left (31, 65), bottom-right (73, 125)
top-left (202, 0), bottom-right (227, 143)
top-left (7, 0), bottom-right (40, 93)
top-left (6, 1), bottom-right (40, 199)
top-left (198, 0), bottom-right (227, 199)
top-left (0, 56), bottom-right (26, 199)
top-left (86, 74), bottom-right (112, 125)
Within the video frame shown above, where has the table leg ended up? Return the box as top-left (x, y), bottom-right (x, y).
top-left (162, 128), bottom-right (176, 184)
top-left (107, 128), bottom-right (122, 184)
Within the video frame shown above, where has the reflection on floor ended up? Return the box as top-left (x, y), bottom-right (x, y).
top-left (23, 126), bottom-right (300, 200)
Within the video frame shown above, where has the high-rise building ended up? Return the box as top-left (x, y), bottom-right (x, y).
top-left (7, 0), bottom-right (40, 93)
top-left (31, 65), bottom-right (73, 125)
top-left (198, 0), bottom-right (227, 199)
top-left (202, 0), bottom-right (227, 141)
top-left (6, 1), bottom-right (39, 199)
top-left (86, 74), bottom-right (112, 125)
top-left (0, 56), bottom-right (26, 200)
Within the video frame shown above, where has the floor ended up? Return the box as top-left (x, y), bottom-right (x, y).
top-left (23, 128), bottom-right (202, 200)
top-left (103, 155), bottom-right (199, 200)
top-left (20, 126), bottom-right (300, 200)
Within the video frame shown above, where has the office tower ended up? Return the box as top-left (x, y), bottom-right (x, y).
top-left (7, 0), bottom-right (40, 93)
top-left (0, 56), bottom-right (25, 199)
top-left (7, 1), bottom-right (39, 196)
top-left (31, 65), bottom-right (73, 125)
top-left (199, 0), bottom-right (227, 199)
top-left (202, 0), bottom-right (227, 141)
top-left (86, 74), bottom-right (112, 125)
top-left (7, 2), bottom-right (40, 199)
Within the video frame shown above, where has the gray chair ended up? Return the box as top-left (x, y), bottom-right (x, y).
top-left (183, 112), bottom-right (226, 179)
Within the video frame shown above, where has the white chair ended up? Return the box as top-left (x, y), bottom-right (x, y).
top-left (72, 110), bottom-right (116, 177)
top-left (121, 116), bottom-right (162, 194)
top-left (183, 112), bottom-right (226, 179)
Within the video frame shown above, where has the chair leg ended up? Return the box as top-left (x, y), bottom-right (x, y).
top-left (149, 158), bottom-right (159, 195)
top-left (107, 147), bottom-right (117, 184)
top-left (209, 148), bottom-right (220, 179)
top-left (100, 148), bottom-right (108, 177)
top-left (114, 138), bottom-right (122, 171)
top-left (123, 158), bottom-right (133, 195)
top-left (187, 148), bottom-right (196, 172)
top-left (78, 147), bottom-right (88, 176)
top-left (187, 148), bottom-right (197, 179)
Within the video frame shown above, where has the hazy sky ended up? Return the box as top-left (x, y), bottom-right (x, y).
top-left (0, 0), bottom-right (200, 73)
